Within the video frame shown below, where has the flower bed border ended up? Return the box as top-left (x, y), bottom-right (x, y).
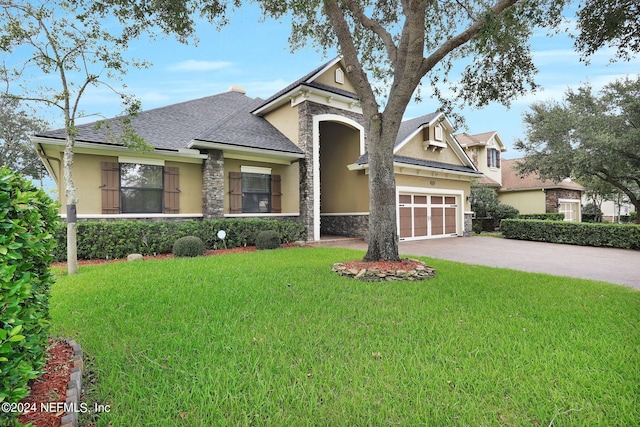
top-left (332, 259), bottom-right (436, 282)
top-left (61, 339), bottom-right (83, 427)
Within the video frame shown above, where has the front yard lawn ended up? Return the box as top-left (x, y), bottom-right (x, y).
top-left (50, 247), bottom-right (639, 426)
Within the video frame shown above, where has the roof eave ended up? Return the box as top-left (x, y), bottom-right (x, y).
top-left (189, 140), bottom-right (305, 163)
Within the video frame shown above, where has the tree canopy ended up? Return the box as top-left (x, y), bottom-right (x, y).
top-left (574, 0), bottom-right (640, 62)
top-left (0, 96), bottom-right (47, 180)
top-left (515, 76), bottom-right (640, 223)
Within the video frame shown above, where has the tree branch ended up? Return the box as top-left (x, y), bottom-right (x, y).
top-left (342, 0), bottom-right (398, 66)
top-left (420, 0), bottom-right (518, 74)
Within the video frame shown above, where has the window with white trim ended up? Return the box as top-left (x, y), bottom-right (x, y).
top-left (120, 163), bottom-right (164, 213)
top-left (487, 148), bottom-right (501, 169)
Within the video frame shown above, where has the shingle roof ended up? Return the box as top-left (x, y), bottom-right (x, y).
top-left (395, 112), bottom-right (441, 146)
top-left (252, 57), bottom-right (358, 113)
top-left (500, 158), bottom-right (585, 191)
top-left (355, 153), bottom-right (481, 176)
top-left (35, 91), bottom-right (303, 155)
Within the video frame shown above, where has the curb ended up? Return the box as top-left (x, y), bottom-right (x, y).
top-left (60, 338), bottom-right (83, 427)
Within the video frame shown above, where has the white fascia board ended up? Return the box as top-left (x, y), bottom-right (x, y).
top-left (349, 160), bottom-right (479, 179)
top-left (253, 84), bottom-right (360, 116)
top-left (307, 56), bottom-right (344, 83)
top-left (31, 136), bottom-right (208, 162)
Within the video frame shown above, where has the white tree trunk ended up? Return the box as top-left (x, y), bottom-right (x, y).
top-left (63, 139), bottom-right (78, 275)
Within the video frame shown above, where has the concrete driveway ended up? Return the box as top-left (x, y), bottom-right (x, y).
top-left (322, 236), bottom-right (640, 290)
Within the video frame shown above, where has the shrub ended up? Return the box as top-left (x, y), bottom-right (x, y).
top-left (493, 204), bottom-right (519, 222)
top-left (173, 236), bottom-right (205, 257)
top-left (256, 230), bottom-right (281, 250)
top-left (518, 213), bottom-right (565, 221)
top-left (472, 221), bottom-right (483, 234)
top-left (0, 168), bottom-right (61, 423)
top-left (501, 219), bottom-right (640, 249)
top-left (53, 219), bottom-right (305, 261)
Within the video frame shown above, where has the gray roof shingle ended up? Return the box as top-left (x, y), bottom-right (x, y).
top-left (355, 153), bottom-right (481, 175)
top-left (36, 91), bottom-right (303, 155)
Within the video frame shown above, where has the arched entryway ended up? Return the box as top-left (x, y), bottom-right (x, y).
top-left (312, 115), bottom-right (366, 240)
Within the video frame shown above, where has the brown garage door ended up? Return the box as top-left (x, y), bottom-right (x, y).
top-left (399, 194), bottom-right (458, 240)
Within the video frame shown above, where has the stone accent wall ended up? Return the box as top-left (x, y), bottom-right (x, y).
top-left (321, 214), bottom-right (369, 240)
top-left (545, 189), bottom-right (582, 213)
top-left (297, 101), bottom-right (364, 241)
top-left (464, 212), bottom-right (473, 237)
top-left (202, 149), bottom-right (225, 219)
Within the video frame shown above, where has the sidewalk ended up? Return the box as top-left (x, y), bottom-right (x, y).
top-left (320, 236), bottom-right (640, 290)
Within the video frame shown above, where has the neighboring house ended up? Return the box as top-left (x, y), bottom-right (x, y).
top-left (456, 131), bottom-right (507, 189)
top-left (33, 57), bottom-right (482, 241)
top-left (498, 158), bottom-right (585, 221)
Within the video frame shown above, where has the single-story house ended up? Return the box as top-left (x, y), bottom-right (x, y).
top-left (498, 158), bottom-right (585, 221)
top-left (32, 57), bottom-right (482, 241)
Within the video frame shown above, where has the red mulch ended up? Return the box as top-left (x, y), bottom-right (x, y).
top-left (51, 246), bottom-right (259, 268)
top-left (17, 339), bottom-right (74, 427)
top-left (340, 258), bottom-right (425, 272)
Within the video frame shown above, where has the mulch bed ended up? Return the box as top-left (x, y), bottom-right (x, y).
top-left (17, 339), bottom-right (74, 427)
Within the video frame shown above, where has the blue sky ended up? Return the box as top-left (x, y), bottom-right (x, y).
top-left (51, 3), bottom-right (639, 158)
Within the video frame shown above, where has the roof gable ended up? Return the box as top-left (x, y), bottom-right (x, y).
top-left (392, 112), bottom-right (477, 171)
top-left (251, 57), bottom-right (360, 116)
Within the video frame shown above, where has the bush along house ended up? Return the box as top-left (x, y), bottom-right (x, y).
top-left (33, 57), bottom-right (483, 242)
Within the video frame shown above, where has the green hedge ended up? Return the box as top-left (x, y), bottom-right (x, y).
top-left (0, 168), bottom-right (61, 422)
top-left (518, 213), bottom-right (565, 221)
top-left (53, 218), bottom-right (306, 262)
top-left (501, 219), bottom-right (640, 249)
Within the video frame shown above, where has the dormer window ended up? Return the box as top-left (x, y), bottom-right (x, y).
top-left (335, 68), bottom-right (344, 84)
top-left (434, 123), bottom-right (443, 141)
top-left (422, 125), bottom-right (446, 151)
top-left (488, 148), bottom-right (501, 168)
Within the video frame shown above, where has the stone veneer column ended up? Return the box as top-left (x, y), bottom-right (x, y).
top-left (298, 102), bottom-right (315, 241)
top-left (202, 149), bottom-right (225, 219)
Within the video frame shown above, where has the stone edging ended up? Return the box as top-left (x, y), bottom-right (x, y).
top-left (61, 338), bottom-right (83, 427)
top-left (332, 260), bottom-right (436, 282)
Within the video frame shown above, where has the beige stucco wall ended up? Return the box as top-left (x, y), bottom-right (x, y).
top-left (396, 133), bottom-right (464, 166)
top-left (224, 159), bottom-right (300, 214)
top-left (319, 121), bottom-right (369, 213)
top-left (166, 160), bottom-right (203, 214)
top-left (498, 190), bottom-right (546, 214)
top-left (263, 105), bottom-right (300, 146)
top-left (53, 151), bottom-right (203, 215)
top-left (314, 63), bottom-right (357, 94)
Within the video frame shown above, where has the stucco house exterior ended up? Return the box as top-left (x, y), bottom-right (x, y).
top-left (457, 131), bottom-right (507, 189)
top-left (498, 158), bottom-right (585, 221)
top-left (32, 57), bottom-right (482, 241)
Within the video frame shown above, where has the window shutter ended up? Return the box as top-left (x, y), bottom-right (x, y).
top-left (101, 162), bottom-right (120, 214)
top-left (163, 167), bottom-right (180, 214)
top-left (229, 171), bottom-right (242, 213)
top-left (496, 150), bottom-right (501, 168)
top-left (487, 149), bottom-right (491, 167)
top-left (271, 175), bottom-right (282, 213)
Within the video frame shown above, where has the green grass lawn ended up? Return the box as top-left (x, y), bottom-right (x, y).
top-left (50, 247), bottom-right (640, 426)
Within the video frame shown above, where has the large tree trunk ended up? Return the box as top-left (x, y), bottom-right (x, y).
top-left (364, 113), bottom-right (401, 262)
top-left (63, 140), bottom-right (78, 275)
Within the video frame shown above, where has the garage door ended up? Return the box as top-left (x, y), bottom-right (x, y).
top-left (399, 194), bottom-right (458, 240)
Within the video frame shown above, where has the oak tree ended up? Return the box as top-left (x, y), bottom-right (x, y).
top-left (515, 77), bottom-right (640, 223)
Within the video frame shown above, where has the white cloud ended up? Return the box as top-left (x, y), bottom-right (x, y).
top-left (168, 60), bottom-right (233, 72)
